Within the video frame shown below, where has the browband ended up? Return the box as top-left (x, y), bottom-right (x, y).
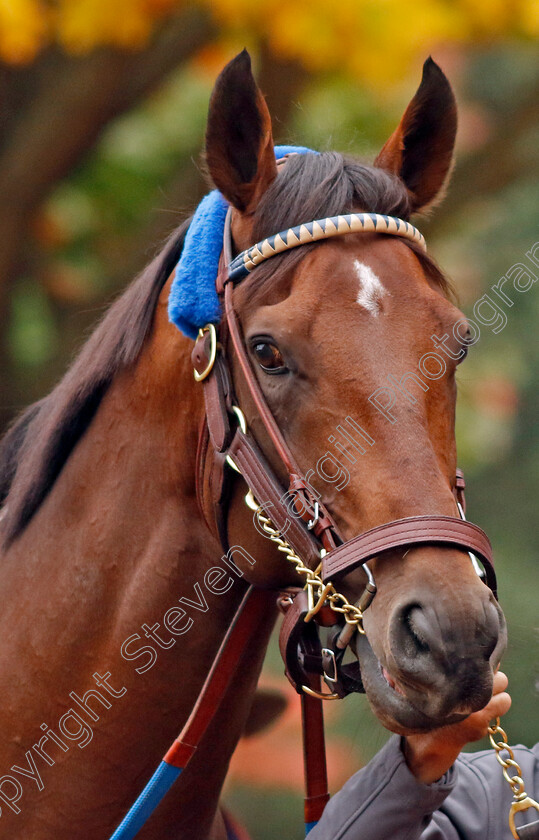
top-left (228, 212), bottom-right (426, 282)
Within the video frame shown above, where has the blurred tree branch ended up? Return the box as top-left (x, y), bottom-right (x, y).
top-left (0, 7), bottom-right (215, 309)
top-left (0, 7), bottom-right (215, 425)
top-left (104, 40), bottom-right (310, 289)
top-left (0, 32), bottom-right (311, 429)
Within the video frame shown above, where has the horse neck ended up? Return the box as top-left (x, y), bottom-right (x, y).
top-left (0, 297), bottom-right (277, 839)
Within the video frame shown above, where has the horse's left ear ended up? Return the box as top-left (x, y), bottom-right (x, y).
top-left (374, 58), bottom-right (457, 213)
top-left (205, 50), bottom-right (277, 213)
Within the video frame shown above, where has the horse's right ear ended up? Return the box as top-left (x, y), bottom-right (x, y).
top-left (374, 58), bottom-right (457, 213)
top-left (205, 50), bottom-right (277, 213)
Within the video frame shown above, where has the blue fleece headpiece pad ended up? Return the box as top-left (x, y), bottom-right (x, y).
top-left (168, 146), bottom-right (314, 339)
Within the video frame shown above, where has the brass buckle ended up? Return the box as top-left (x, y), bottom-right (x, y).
top-left (301, 684), bottom-right (340, 701)
top-left (193, 324), bottom-right (217, 382)
top-left (509, 796), bottom-right (539, 840)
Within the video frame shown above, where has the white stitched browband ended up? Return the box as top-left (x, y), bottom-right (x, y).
top-left (227, 212), bottom-right (426, 282)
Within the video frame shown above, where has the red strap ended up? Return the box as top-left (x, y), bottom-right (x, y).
top-left (165, 586), bottom-right (275, 768)
top-left (301, 686), bottom-right (330, 826)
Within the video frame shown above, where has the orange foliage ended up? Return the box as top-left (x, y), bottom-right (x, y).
top-left (0, 0), bottom-right (537, 73)
top-left (227, 680), bottom-right (359, 792)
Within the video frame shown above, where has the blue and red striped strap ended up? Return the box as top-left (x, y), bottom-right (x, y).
top-left (107, 586), bottom-right (274, 839)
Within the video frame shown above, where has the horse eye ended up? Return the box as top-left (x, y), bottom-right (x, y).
top-left (251, 340), bottom-right (288, 374)
top-left (457, 328), bottom-right (472, 364)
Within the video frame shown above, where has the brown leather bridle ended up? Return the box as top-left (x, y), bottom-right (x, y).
top-left (190, 204), bottom-right (497, 829)
top-left (193, 205), bottom-right (496, 602)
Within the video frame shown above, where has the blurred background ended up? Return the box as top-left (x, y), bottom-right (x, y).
top-left (0, 2), bottom-right (537, 836)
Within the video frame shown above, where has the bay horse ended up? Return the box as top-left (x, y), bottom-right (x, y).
top-left (0, 51), bottom-right (506, 839)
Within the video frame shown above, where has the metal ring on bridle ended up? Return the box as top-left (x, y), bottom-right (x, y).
top-left (193, 324), bottom-right (217, 382)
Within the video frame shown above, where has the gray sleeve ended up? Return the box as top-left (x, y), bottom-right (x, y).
top-left (309, 739), bottom-right (539, 840)
top-left (434, 743), bottom-right (539, 840)
top-left (307, 735), bottom-right (457, 840)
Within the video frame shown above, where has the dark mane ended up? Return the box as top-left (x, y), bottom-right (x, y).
top-left (0, 400), bottom-right (45, 506)
top-left (244, 152), bottom-right (449, 300)
top-left (0, 218), bottom-right (190, 546)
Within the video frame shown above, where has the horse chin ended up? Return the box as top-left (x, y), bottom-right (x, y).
top-left (355, 634), bottom-right (468, 735)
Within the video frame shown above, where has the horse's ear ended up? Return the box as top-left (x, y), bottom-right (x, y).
top-left (205, 50), bottom-right (277, 213)
top-left (374, 58), bottom-right (457, 213)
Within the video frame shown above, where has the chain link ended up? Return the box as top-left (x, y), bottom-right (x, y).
top-left (249, 492), bottom-right (366, 632)
top-left (488, 717), bottom-right (539, 839)
top-left (488, 718), bottom-right (526, 797)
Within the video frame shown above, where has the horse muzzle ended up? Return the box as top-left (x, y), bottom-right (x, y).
top-left (356, 584), bottom-right (507, 732)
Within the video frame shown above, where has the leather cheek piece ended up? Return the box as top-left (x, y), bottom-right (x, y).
top-left (278, 589), bottom-right (320, 690)
top-left (322, 515), bottom-right (497, 598)
top-left (227, 430), bottom-right (322, 569)
top-left (192, 335), bottom-right (233, 453)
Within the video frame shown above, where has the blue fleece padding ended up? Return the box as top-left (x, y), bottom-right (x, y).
top-left (168, 145), bottom-right (316, 339)
top-left (168, 189), bottom-right (227, 339)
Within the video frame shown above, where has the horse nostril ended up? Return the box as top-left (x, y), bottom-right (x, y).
top-left (386, 595), bottom-right (505, 719)
top-left (399, 603), bottom-right (432, 656)
top-left (392, 597), bottom-right (504, 670)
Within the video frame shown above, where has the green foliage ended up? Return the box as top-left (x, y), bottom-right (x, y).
top-left (8, 279), bottom-right (58, 367)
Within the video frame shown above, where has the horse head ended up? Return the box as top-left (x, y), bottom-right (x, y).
top-left (203, 51), bottom-right (506, 735)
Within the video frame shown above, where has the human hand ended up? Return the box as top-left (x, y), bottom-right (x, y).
top-left (403, 670), bottom-right (512, 784)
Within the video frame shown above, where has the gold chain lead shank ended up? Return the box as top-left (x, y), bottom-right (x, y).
top-left (245, 490), bottom-right (366, 633)
top-left (488, 717), bottom-right (539, 839)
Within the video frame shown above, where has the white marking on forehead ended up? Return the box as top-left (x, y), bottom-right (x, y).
top-left (354, 259), bottom-right (387, 315)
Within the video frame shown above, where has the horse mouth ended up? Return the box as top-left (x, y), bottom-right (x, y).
top-left (381, 665), bottom-right (407, 697)
top-left (355, 633), bottom-right (468, 734)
